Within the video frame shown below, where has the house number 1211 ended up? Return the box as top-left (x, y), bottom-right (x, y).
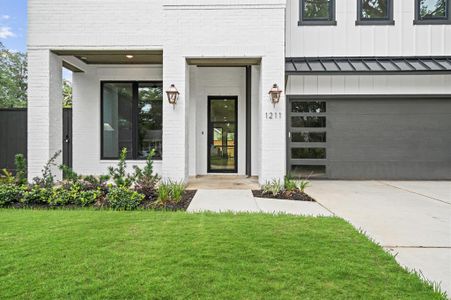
top-left (265, 112), bottom-right (282, 120)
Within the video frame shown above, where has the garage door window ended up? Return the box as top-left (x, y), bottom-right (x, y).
top-left (288, 100), bottom-right (327, 178)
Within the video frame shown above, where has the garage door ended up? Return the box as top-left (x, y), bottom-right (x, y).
top-left (287, 97), bottom-right (451, 180)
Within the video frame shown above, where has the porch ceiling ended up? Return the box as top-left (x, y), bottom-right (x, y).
top-left (186, 57), bottom-right (261, 67)
top-left (53, 50), bottom-right (163, 65)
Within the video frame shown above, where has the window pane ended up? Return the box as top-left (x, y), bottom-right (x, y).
top-left (419, 0), bottom-right (447, 19)
top-left (292, 116), bottom-right (326, 128)
top-left (138, 83), bottom-right (163, 160)
top-left (290, 165), bottom-right (326, 178)
top-left (361, 0), bottom-right (389, 19)
top-left (291, 132), bottom-right (327, 143)
top-left (102, 83), bottom-right (133, 159)
top-left (292, 101), bottom-right (326, 113)
top-left (304, 0), bottom-right (331, 20)
top-left (210, 99), bottom-right (236, 122)
top-left (292, 148), bottom-right (326, 159)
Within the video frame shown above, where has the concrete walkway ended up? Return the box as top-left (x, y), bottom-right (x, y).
top-left (308, 181), bottom-right (451, 296)
top-left (187, 189), bottom-right (333, 217)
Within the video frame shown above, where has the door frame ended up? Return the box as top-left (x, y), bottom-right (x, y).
top-left (207, 96), bottom-right (238, 173)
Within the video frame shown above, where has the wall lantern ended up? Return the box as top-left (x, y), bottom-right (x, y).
top-left (166, 84), bottom-right (180, 109)
top-left (268, 83), bottom-right (282, 107)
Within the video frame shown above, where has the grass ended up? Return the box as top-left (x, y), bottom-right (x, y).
top-left (0, 210), bottom-right (445, 299)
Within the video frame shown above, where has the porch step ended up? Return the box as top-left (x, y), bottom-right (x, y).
top-left (187, 175), bottom-right (259, 190)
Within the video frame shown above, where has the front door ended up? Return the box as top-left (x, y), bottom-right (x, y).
top-left (208, 96), bottom-right (238, 173)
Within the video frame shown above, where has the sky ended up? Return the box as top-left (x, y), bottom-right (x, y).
top-left (0, 0), bottom-right (72, 80)
top-left (0, 0), bottom-right (27, 52)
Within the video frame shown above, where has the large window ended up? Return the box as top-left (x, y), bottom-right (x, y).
top-left (101, 81), bottom-right (163, 160)
top-left (415, 0), bottom-right (450, 24)
top-left (299, 0), bottom-right (337, 26)
top-left (356, 0), bottom-right (394, 25)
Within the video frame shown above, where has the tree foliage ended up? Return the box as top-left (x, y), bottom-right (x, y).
top-left (0, 42), bottom-right (27, 108)
top-left (63, 79), bottom-right (73, 108)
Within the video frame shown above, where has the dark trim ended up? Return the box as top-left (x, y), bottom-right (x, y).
top-left (414, 0), bottom-right (451, 25)
top-left (356, 0), bottom-right (394, 26)
top-left (100, 81), bottom-right (163, 161)
top-left (207, 96), bottom-right (238, 174)
top-left (286, 94), bottom-right (451, 100)
top-left (245, 66), bottom-right (252, 177)
top-left (298, 0), bottom-right (337, 26)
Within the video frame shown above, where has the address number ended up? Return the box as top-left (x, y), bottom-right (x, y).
top-left (265, 112), bottom-right (282, 120)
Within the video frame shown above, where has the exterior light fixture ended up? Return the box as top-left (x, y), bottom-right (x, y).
top-left (126, 55), bottom-right (134, 59)
top-left (268, 83), bottom-right (282, 107)
top-left (166, 84), bottom-right (180, 109)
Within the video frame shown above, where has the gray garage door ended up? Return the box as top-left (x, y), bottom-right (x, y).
top-left (287, 96), bottom-right (451, 180)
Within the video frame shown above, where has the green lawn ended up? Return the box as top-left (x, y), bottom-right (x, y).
top-left (0, 210), bottom-right (445, 299)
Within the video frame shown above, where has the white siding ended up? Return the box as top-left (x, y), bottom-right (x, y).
top-left (286, 0), bottom-right (451, 57)
top-left (286, 75), bottom-right (451, 95)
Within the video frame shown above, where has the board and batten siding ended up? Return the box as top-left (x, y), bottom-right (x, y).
top-left (286, 0), bottom-right (451, 57)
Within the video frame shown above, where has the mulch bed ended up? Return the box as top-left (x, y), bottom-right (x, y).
top-left (142, 190), bottom-right (197, 211)
top-left (252, 190), bottom-right (316, 202)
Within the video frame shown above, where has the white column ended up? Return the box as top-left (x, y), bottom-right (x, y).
top-left (27, 49), bottom-right (63, 181)
top-left (162, 54), bottom-right (189, 182)
top-left (259, 55), bottom-right (286, 184)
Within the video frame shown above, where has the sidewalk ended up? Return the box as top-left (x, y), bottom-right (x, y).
top-left (187, 189), bottom-right (333, 217)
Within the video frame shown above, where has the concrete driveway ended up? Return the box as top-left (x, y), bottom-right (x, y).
top-left (308, 181), bottom-right (451, 296)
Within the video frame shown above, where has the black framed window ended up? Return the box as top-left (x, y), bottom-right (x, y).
top-left (298, 0), bottom-right (337, 26)
top-left (415, 0), bottom-right (451, 24)
top-left (356, 0), bottom-right (394, 25)
top-left (101, 81), bottom-right (163, 160)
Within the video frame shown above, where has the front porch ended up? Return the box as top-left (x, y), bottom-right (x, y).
top-left (27, 50), bottom-right (286, 185)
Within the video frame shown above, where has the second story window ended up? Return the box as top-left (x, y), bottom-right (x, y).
top-left (415, 0), bottom-right (451, 24)
top-left (356, 0), bottom-right (394, 25)
top-left (299, 0), bottom-right (337, 26)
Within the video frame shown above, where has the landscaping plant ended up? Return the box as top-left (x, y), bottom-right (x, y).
top-left (108, 148), bottom-right (135, 188)
top-left (262, 179), bottom-right (283, 196)
top-left (107, 186), bottom-right (145, 211)
top-left (133, 149), bottom-right (160, 201)
top-left (157, 181), bottom-right (186, 204)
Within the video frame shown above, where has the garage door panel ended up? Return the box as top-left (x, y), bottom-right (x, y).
top-left (288, 96), bottom-right (451, 180)
top-left (327, 99), bottom-right (451, 114)
top-left (328, 161), bottom-right (451, 180)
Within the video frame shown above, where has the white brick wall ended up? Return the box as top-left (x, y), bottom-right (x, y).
top-left (28, 0), bottom-right (164, 49)
top-left (162, 1), bottom-right (286, 183)
top-left (27, 50), bottom-right (63, 181)
top-left (72, 65), bottom-right (164, 177)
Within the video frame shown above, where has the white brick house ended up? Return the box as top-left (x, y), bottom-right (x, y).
top-left (28, 0), bottom-right (451, 183)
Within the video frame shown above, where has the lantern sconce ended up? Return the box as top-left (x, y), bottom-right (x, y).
top-left (166, 84), bottom-right (180, 109)
top-left (268, 83), bottom-right (282, 107)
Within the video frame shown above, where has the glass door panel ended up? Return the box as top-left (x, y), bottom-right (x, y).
top-left (208, 97), bottom-right (237, 173)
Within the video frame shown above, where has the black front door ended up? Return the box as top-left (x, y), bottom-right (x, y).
top-left (208, 96), bottom-right (238, 173)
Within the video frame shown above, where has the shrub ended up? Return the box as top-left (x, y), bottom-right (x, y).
top-left (0, 184), bottom-right (23, 207)
top-left (262, 179), bottom-right (283, 196)
top-left (284, 175), bottom-right (298, 192)
top-left (133, 149), bottom-right (159, 201)
top-left (157, 181), bottom-right (186, 204)
top-left (297, 179), bottom-right (310, 193)
top-left (108, 148), bottom-right (135, 188)
top-left (14, 154), bottom-right (27, 185)
top-left (82, 175), bottom-right (110, 192)
top-left (33, 151), bottom-right (61, 188)
top-left (0, 169), bottom-right (15, 185)
top-left (107, 186), bottom-right (144, 211)
top-left (49, 185), bottom-right (102, 207)
top-left (22, 185), bottom-right (52, 205)
top-left (59, 164), bottom-right (81, 183)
